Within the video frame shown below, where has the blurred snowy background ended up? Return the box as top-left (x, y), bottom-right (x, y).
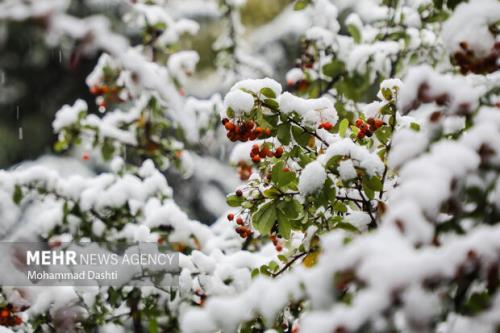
top-left (0, 0), bottom-right (297, 225)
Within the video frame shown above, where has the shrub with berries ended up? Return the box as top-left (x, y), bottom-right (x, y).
top-left (0, 0), bottom-right (500, 332)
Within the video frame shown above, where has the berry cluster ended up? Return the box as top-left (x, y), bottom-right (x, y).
top-left (222, 118), bottom-right (271, 142)
top-left (355, 117), bottom-right (384, 139)
top-left (89, 84), bottom-right (112, 96)
top-left (0, 304), bottom-right (23, 327)
top-left (287, 78), bottom-right (310, 94)
top-left (227, 212), bottom-right (253, 238)
top-left (318, 121), bottom-right (334, 130)
top-left (250, 144), bottom-right (284, 164)
top-left (410, 82), bottom-right (471, 115)
top-left (270, 234), bottom-right (283, 252)
top-left (454, 42), bottom-right (500, 75)
top-left (89, 84), bottom-right (122, 110)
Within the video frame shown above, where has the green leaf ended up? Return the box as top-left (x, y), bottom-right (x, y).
top-left (268, 260), bottom-right (279, 272)
top-left (226, 195), bottom-right (243, 207)
top-left (148, 318), bottom-right (159, 333)
top-left (107, 287), bottom-right (122, 307)
top-left (277, 123), bottom-right (291, 145)
top-left (325, 155), bottom-right (342, 170)
top-left (252, 202), bottom-right (277, 235)
top-left (381, 88), bottom-right (393, 100)
top-left (13, 185), bottom-right (23, 205)
top-left (379, 103), bottom-right (393, 115)
top-left (255, 111), bottom-right (274, 130)
top-left (263, 187), bottom-right (281, 198)
top-left (375, 126), bottom-right (391, 144)
top-left (260, 265), bottom-right (270, 275)
top-left (272, 161), bottom-right (296, 188)
top-left (347, 24), bottom-right (362, 43)
top-left (101, 140), bottom-right (115, 161)
top-left (364, 175), bottom-right (383, 192)
top-left (333, 201), bottom-right (347, 213)
top-left (54, 140), bottom-right (67, 152)
top-left (336, 72), bottom-right (370, 102)
top-left (291, 125), bottom-right (311, 147)
top-left (322, 60), bottom-right (345, 78)
top-left (278, 199), bottom-right (303, 220)
top-left (277, 211), bottom-right (292, 239)
top-left (463, 291), bottom-right (491, 315)
top-left (271, 161), bottom-right (284, 184)
top-left (294, 0), bottom-right (310, 10)
top-left (260, 87), bottom-right (276, 99)
top-left (263, 98), bottom-right (279, 111)
top-left (410, 122), bottom-right (420, 131)
top-left (338, 119), bottom-right (349, 138)
top-left (308, 80), bottom-right (321, 98)
top-left (424, 10), bottom-right (449, 23)
top-left (324, 179), bottom-right (337, 202)
top-left (226, 107), bottom-right (235, 118)
top-left (362, 183), bottom-right (375, 200)
top-left (335, 222), bottom-right (360, 233)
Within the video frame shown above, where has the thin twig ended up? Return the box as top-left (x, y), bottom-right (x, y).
top-left (271, 251), bottom-right (309, 278)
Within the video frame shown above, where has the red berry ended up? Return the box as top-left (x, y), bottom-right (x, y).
top-left (275, 146), bottom-right (284, 158)
top-left (101, 85), bottom-right (110, 94)
top-left (251, 144), bottom-right (260, 155)
top-left (82, 152), bottom-right (90, 161)
top-left (374, 119), bottom-right (384, 129)
top-left (260, 146), bottom-right (269, 158)
top-left (236, 190), bottom-right (243, 197)
top-left (276, 244), bottom-right (283, 252)
top-left (236, 217), bottom-right (244, 225)
top-left (255, 127), bottom-right (263, 136)
top-left (321, 122), bottom-right (333, 130)
top-left (264, 128), bottom-right (272, 136)
top-left (89, 85), bottom-right (100, 95)
top-left (222, 118), bottom-right (229, 125)
top-left (357, 130), bottom-right (366, 139)
top-left (298, 80), bottom-right (309, 91)
top-left (244, 120), bottom-right (254, 130)
top-left (252, 155), bottom-right (261, 164)
top-left (227, 213), bottom-right (234, 221)
top-left (225, 122), bottom-right (235, 131)
top-left (355, 119), bottom-right (363, 128)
